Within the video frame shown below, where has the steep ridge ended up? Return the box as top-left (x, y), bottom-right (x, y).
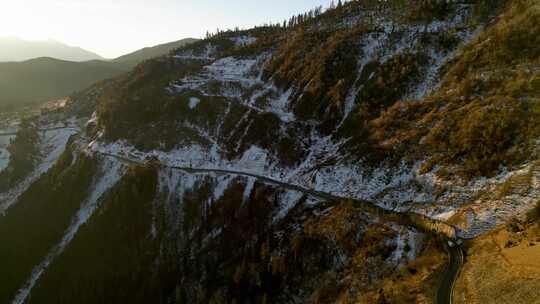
top-left (0, 37), bottom-right (104, 62)
top-left (1, 0), bottom-right (540, 303)
top-left (91, 0), bottom-right (517, 238)
top-left (25, 162), bottom-right (444, 303)
top-left (0, 58), bottom-right (129, 111)
top-left (0, 141), bottom-right (98, 303)
top-left (0, 120), bottom-right (80, 213)
top-left (113, 38), bottom-right (199, 67)
top-left (11, 156), bottom-right (125, 304)
top-left (0, 39), bottom-right (197, 111)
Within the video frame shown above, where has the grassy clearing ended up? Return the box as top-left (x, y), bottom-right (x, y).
top-left (455, 219), bottom-right (540, 304)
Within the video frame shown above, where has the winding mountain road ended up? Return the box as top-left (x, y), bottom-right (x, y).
top-left (0, 126), bottom-right (79, 137)
top-left (97, 152), bottom-right (347, 202)
top-left (97, 150), bottom-right (465, 304)
top-left (2, 126), bottom-right (465, 303)
top-left (437, 244), bottom-right (465, 304)
top-left (96, 151), bottom-right (457, 232)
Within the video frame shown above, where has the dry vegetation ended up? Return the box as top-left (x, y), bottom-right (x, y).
top-left (0, 145), bottom-right (98, 303)
top-left (358, 240), bottom-right (446, 304)
top-left (93, 0), bottom-right (529, 181)
top-left (455, 218), bottom-right (540, 304)
top-left (372, 0), bottom-right (540, 180)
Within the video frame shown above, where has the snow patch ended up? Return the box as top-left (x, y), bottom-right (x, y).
top-left (188, 97), bottom-right (200, 109)
top-left (171, 54), bottom-right (295, 122)
top-left (456, 163), bottom-right (540, 238)
top-left (11, 157), bottom-right (126, 304)
top-left (231, 35), bottom-right (257, 47)
top-left (213, 175), bottom-right (234, 200)
top-left (0, 133), bottom-right (15, 172)
top-left (0, 127), bottom-right (79, 215)
top-left (273, 190), bottom-right (304, 223)
top-left (242, 177), bottom-right (256, 202)
top-left (388, 226), bottom-right (424, 266)
top-left (174, 43), bottom-right (217, 61)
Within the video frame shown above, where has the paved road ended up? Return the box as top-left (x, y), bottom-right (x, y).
top-left (98, 150), bottom-right (465, 304)
top-left (97, 151), bottom-right (459, 236)
top-left (437, 243), bottom-right (465, 304)
top-left (97, 151), bottom-right (343, 202)
top-left (0, 126), bottom-right (79, 137)
top-left (0, 132), bottom-right (18, 137)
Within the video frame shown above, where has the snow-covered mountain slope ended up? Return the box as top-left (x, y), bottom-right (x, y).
top-left (89, 0), bottom-right (538, 239)
top-left (0, 134), bottom-right (15, 172)
top-left (0, 120), bottom-right (20, 172)
top-left (11, 156), bottom-right (126, 304)
top-left (2, 0), bottom-right (540, 303)
top-left (0, 121), bottom-right (79, 215)
top-left (19, 158), bottom-right (443, 304)
top-left (0, 116), bottom-right (448, 303)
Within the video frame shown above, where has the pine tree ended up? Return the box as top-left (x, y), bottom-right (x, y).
top-left (330, 0), bottom-right (336, 9)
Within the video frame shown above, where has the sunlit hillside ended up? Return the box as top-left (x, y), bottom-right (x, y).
top-left (0, 1), bottom-right (539, 303)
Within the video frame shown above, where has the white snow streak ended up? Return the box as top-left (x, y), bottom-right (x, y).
top-left (0, 133), bottom-right (15, 172)
top-left (11, 158), bottom-right (126, 304)
top-left (188, 97), bottom-right (201, 109)
top-left (174, 42), bottom-right (217, 61)
top-left (231, 35), bottom-right (257, 47)
top-left (171, 54), bottom-right (295, 122)
top-left (0, 127), bottom-right (78, 215)
top-left (242, 177), bottom-right (256, 202)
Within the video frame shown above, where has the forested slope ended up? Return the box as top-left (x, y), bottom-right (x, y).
top-left (1, 1), bottom-right (539, 303)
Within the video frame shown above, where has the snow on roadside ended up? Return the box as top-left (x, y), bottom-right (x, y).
top-left (242, 177), bottom-right (256, 203)
top-left (90, 126), bottom-right (536, 240)
top-left (0, 134), bottom-right (15, 173)
top-left (0, 123), bottom-right (19, 172)
top-left (273, 190), bottom-right (305, 223)
top-left (84, 7), bottom-right (518, 239)
top-left (156, 168), bottom-right (199, 234)
top-left (0, 127), bottom-right (79, 215)
top-left (155, 166), bottom-right (314, 238)
top-left (87, 132), bottom-right (431, 212)
top-left (212, 175), bottom-right (234, 200)
top-left (158, 167), bottom-right (201, 206)
top-left (0, 148), bottom-right (10, 172)
top-left (11, 157), bottom-right (126, 304)
top-left (188, 97), bottom-right (201, 109)
top-left (455, 163), bottom-right (540, 239)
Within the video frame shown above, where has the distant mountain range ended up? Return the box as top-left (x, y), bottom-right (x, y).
top-left (0, 38), bottom-right (197, 110)
top-left (0, 37), bottom-right (105, 62)
top-left (0, 58), bottom-right (127, 110)
top-left (1, 1), bottom-right (540, 304)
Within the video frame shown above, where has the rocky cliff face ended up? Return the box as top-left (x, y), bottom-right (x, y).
top-left (1, 0), bottom-right (539, 303)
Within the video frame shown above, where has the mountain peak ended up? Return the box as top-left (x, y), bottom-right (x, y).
top-left (0, 37), bottom-right (104, 62)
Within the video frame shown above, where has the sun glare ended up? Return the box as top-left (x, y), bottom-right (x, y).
top-left (0, 0), bottom-right (332, 58)
top-left (0, 1), bottom-right (51, 40)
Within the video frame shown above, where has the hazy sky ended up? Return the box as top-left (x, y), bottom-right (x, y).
top-left (0, 0), bottom-right (330, 58)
